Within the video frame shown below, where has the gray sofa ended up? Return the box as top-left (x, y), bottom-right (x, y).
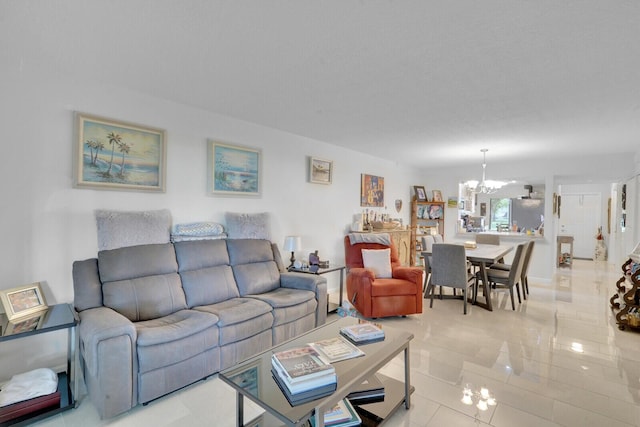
top-left (73, 238), bottom-right (327, 419)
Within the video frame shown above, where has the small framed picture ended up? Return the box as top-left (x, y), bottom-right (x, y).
top-left (0, 282), bottom-right (48, 321)
top-left (414, 186), bottom-right (427, 202)
top-left (208, 141), bottom-right (261, 197)
top-left (309, 157), bottom-right (333, 184)
top-left (432, 190), bottom-right (443, 202)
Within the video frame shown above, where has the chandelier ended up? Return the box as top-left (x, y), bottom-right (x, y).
top-left (468, 149), bottom-right (506, 194)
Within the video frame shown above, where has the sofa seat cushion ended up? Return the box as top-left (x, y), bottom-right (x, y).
top-left (135, 310), bottom-right (219, 373)
top-left (193, 298), bottom-right (274, 346)
top-left (249, 288), bottom-right (317, 326)
top-left (370, 279), bottom-right (420, 297)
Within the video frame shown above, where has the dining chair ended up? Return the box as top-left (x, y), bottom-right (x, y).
top-left (426, 244), bottom-right (475, 314)
top-left (421, 235), bottom-right (436, 291)
top-left (477, 242), bottom-right (527, 310)
top-left (489, 240), bottom-right (535, 299)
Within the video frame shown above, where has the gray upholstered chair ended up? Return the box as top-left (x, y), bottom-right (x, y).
top-left (478, 242), bottom-right (527, 310)
top-left (490, 240), bottom-right (535, 299)
top-left (426, 244), bottom-right (475, 314)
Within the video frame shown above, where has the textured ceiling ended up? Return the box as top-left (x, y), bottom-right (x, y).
top-left (3, 0), bottom-right (640, 170)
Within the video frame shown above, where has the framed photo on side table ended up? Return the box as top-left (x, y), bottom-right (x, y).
top-left (0, 282), bottom-right (48, 321)
top-left (413, 186), bottom-right (427, 202)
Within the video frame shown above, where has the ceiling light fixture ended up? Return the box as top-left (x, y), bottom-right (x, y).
top-left (469, 149), bottom-right (506, 194)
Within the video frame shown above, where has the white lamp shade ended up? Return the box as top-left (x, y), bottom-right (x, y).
top-left (283, 236), bottom-right (302, 252)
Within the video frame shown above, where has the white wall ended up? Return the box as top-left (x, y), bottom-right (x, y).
top-left (2, 54), bottom-right (639, 379)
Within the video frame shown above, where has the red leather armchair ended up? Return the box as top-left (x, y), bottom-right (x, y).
top-left (344, 236), bottom-right (423, 318)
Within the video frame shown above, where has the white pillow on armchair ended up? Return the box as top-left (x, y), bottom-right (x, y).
top-left (361, 248), bottom-right (392, 278)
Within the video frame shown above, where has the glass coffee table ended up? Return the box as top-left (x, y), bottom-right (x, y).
top-left (220, 316), bottom-right (413, 427)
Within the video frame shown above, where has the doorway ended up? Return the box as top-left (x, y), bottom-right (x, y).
top-left (559, 193), bottom-right (601, 259)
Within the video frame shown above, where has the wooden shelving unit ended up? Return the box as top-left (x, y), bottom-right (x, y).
top-left (610, 258), bottom-right (640, 330)
top-left (410, 196), bottom-right (444, 267)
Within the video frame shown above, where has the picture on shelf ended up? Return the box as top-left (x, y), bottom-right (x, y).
top-left (413, 185), bottom-right (427, 202)
top-left (429, 204), bottom-right (443, 219)
top-left (432, 190), bottom-right (443, 202)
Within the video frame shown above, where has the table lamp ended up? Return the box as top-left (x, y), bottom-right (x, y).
top-left (283, 236), bottom-right (302, 269)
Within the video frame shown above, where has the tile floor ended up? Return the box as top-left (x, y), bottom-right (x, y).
top-left (34, 259), bottom-right (640, 426)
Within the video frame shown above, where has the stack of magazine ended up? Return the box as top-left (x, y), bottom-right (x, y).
top-left (339, 321), bottom-right (385, 344)
top-left (271, 346), bottom-right (337, 405)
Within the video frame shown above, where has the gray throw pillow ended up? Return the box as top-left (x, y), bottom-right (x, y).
top-left (225, 212), bottom-right (271, 240)
top-left (95, 209), bottom-right (171, 251)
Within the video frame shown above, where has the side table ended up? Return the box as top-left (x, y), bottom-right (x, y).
top-left (0, 303), bottom-right (78, 426)
top-left (288, 265), bottom-right (346, 313)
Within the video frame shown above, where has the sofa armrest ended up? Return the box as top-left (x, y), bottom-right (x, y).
top-left (392, 266), bottom-right (423, 285)
top-left (280, 272), bottom-right (328, 326)
top-left (79, 307), bottom-right (137, 378)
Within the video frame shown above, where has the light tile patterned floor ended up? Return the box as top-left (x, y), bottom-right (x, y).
top-left (35, 260), bottom-right (640, 426)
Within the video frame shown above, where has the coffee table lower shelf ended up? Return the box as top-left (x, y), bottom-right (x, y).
top-left (354, 374), bottom-right (414, 427)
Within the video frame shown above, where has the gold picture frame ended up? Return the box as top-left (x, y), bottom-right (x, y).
top-left (0, 282), bottom-right (48, 321)
top-left (74, 112), bottom-right (167, 192)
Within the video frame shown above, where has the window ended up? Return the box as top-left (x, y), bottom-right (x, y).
top-left (490, 198), bottom-right (511, 231)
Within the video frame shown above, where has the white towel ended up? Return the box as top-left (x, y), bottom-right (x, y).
top-left (0, 368), bottom-right (58, 407)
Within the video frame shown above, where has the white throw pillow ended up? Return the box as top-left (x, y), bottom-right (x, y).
top-left (361, 248), bottom-right (392, 278)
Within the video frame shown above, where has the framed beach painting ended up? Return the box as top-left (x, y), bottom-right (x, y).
top-left (74, 113), bottom-right (166, 192)
top-left (208, 141), bottom-right (261, 196)
top-left (309, 157), bottom-right (333, 184)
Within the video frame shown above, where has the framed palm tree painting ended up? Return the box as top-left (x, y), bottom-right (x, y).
top-left (74, 113), bottom-right (166, 192)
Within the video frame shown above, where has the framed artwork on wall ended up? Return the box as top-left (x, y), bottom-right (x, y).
top-left (74, 112), bottom-right (166, 192)
top-left (361, 174), bottom-right (384, 207)
top-left (208, 141), bottom-right (261, 196)
top-left (309, 157), bottom-right (333, 184)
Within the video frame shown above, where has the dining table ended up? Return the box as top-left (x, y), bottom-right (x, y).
top-left (464, 243), bottom-right (515, 311)
top-left (422, 243), bottom-right (515, 312)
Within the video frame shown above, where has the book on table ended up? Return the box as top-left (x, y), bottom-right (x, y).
top-left (271, 362), bottom-right (336, 394)
top-left (346, 373), bottom-right (385, 404)
top-left (271, 370), bottom-right (337, 406)
top-left (309, 398), bottom-right (362, 427)
top-left (271, 345), bottom-right (336, 384)
top-left (308, 336), bottom-right (365, 363)
top-left (339, 321), bottom-right (385, 344)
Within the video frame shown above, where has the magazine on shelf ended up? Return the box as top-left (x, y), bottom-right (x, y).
top-left (309, 398), bottom-right (362, 427)
top-left (346, 373), bottom-right (385, 404)
top-left (309, 336), bottom-right (365, 363)
top-left (271, 371), bottom-right (337, 406)
top-left (271, 345), bottom-right (335, 384)
top-left (270, 363), bottom-right (336, 394)
top-left (339, 322), bottom-right (385, 343)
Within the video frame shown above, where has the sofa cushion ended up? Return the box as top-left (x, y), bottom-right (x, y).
top-left (227, 239), bottom-right (281, 295)
top-left (179, 266), bottom-right (240, 307)
top-left (174, 240), bottom-right (230, 271)
top-left (361, 248), bottom-right (392, 278)
top-left (135, 310), bottom-right (219, 373)
top-left (193, 298), bottom-right (273, 346)
top-left (103, 273), bottom-right (188, 322)
top-left (174, 240), bottom-right (240, 307)
top-left (98, 243), bottom-right (178, 283)
top-left (225, 212), bottom-right (271, 240)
